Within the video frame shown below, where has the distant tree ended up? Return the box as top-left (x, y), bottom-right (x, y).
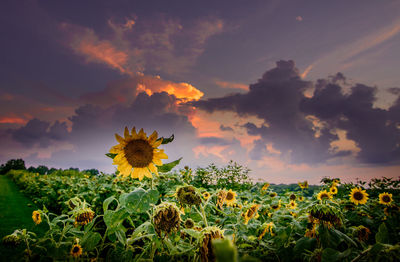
top-left (48, 168), bottom-right (59, 174)
top-left (35, 165), bottom-right (49, 175)
top-left (0, 159), bottom-right (26, 175)
top-left (68, 167), bottom-right (80, 172)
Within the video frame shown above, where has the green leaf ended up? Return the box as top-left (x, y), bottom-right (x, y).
top-left (81, 232), bottom-right (101, 251)
top-left (157, 158), bottom-right (182, 173)
top-left (157, 134), bottom-right (174, 144)
top-left (213, 239), bottom-right (238, 262)
top-left (182, 228), bottom-right (202, 239)
top-left (375, 222), bottom-right (389, 244)
top-left (321, 248), bottom-right (351, 262)
top-left (293, 237), bottom-right (317, 256)
top-left (103, 196), bottom-right (118, 213)
top-left (104, 208), bottom-right (129, 235)
top-left (106, 153), bottom-right (117, 159)
top-left (115, 228), bottom-right (127, 246)
top-left (122, 188), bottom-right (159, 214)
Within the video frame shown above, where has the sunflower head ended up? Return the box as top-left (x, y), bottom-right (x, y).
top-left (176, 185), bottom-right (202, 207)
top-left (355, 225), bottom-right (371, 242)
top-left (304, 223), bottom-right (317, 238)
top-left (298, 181), bottom-right (309, 189)
top-left (271, 201), bottom-right (281, 211)
top-left (269, 192), bottom-right (277, 198)
top-left (225, 189), bottom-right (237, 207)
top-left (329, 186), bottom-right (338, 195)
top-left (289, 194), bottom-right (296, 201)
top-left (243, 204), bottom-right (260, 224)
top-left (309, 203), bottom-right (342, 227)
top-left (2, 232), bottom-right (21, 247)
top-left (110, 127), bottom-right (168, 180)
top-left (349, 187), bottom-right (369, 205)
top-left (298, 196), bottom-right (305, 201)
top-left (184, 218), bottom-right (195, 229)
top-left (258, 222), bottom-right (275, 239)
top-left (317, 190), bottom-right (332, 201)
top-left (288, 200), bottom-right (297, 209)
top-left (379, 192), bottom-right (393, 206)
top-left (216, 190), bottom-right (227, 209)
top-left (32, 210), bottom-right (42, 225)
top-left (199, 226), bottom-right (224, 262)
top-left (262, 183), bottom-right (270, 191)
top-left (202, 191), bottom-right (211, 200)
top-left (153, 202), bottom-right (181, 237)
top-left (70, 244), bottom-right (83, 257)
top-left (75, 208), bottom-right (95, 226)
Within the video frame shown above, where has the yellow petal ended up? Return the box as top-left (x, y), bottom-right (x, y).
top-left (109, 145), bottom-right (123, 154)
top-left (148, 163), bottom-right (158, 176)
top-left (148, 131), bottom-right (158, 144)
top-left (115, 133), bottom-right (125, 144)
top-left (138, 128), bottom-right (147, 139)
top-left (137, 168), bottom-right (146, 181)
top-left (151, 139), bottom-right (162, 148)
top-left (144, 169), bottom-right (153, 178)
top-left (154, 150), bottom-right (168, 159)
top-left (124, 127), bottom-right (131, 139)
top-left (131, 168), bottom-right (140, 179)
top-left (153, 158), bottom-right (163, 166)
top-left (131, 127), bottom-right (139, 139)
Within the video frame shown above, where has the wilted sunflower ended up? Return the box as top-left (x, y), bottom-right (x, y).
top-left (70, 244), bottom-right (83, 257)
top-left (349, 187), bottom-right (368, 205)
top-left (288, 200), bottom-right (297, 209)
top-left (176, 185), bottom-right (202, 207)
top-left (258, 222), bottom-right (275, 239)
top-left (110, 127), bottom-right (168, 180)
top-left (317, 190), bottom-right (332, 201)
top-left (32, 210), bottom-right (42, 225)
top-left (184, 218), bottom-right (195, 229)
top-left (261, 183), bottom-right (270, 191)
top-left (379, 192), bottom-right (393, 206)
top-left (216, 190), bottom-right (227, 209)
top-left (202, 192), bottom-right (211, 200)
top-left (305, 223), bottom-right (317, 238)
top-left (243, 204), bottom-right (260, 224)
top-left (225, 189), bottom-right (237, 206)
top-left (329, 186), bottom-right (338, 195)
top-left (153, 202), bottom-right (181, 237)
top-left (199, 226), bottom-right (224, 262)
top-left (75, 208), bottom-right (95, 226)
top-left (355, 225), bottom-right (371, 242)
top-left (298, 181), bottom-right (308, 189)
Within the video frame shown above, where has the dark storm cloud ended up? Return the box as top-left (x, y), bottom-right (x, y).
top-left (199, 136), bottom-right (231, 145)
top-left (219, 124), bottom-right (233, 131)
top-left (193, 60), bottom-right (400, 165)
top-left (11, 119), bottom-right (69, 147)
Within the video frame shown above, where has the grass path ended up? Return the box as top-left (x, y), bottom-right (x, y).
top-left (0, 175), bottom-right (47, 260)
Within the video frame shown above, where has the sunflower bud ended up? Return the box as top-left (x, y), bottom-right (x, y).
top-left (184, 218), bottom-right (195, 229)
top-left (199, 226), bottom-right (224, 262)
top-left (153, 202), bottom-right (181, 237)
top-left (176, 186), bottom-right (202, 206)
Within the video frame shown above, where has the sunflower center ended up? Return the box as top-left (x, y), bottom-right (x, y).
top-left (382, 195), bottom-right (391, 203)
top-left (124, 139), bottom-right (153, 168)
top-left (272, 205), bottom-right (278, 209)
top-left (353, 191), bottom-right (364, 201)
top-left (226, 192), bottom-right (234, 200)
top-left (320, 193), bottom-right (329, 199)
top-left (73, 246), bottom-right (80, 253)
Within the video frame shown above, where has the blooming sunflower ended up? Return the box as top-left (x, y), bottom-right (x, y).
top-left (298, 181), bottom-right (308, 189)
top-left (202, 192), bottom-right (211, 200)
top-left (349, 187), bottom-right (368, 205)
top-left (32, 210), bottom-right (42, 225)
top-left (317, 190), bottom-right (332, 201)
top-left (70, 244), bottom-right (83, 257)
top-left (288, 200), bottom-right (297, 209)
top-left (379, 192), bottom-right (393, 206)
top-left (298, 196), bottom-right (305, 201)
top-left (269, 192), bottom-right (277, 198)
top-left (225, 189), bottom-right (237, 206)
top-left (329, 186), bottom-right (338, 195)
top-left (262, 183), bottom-right (270, 191)
top-left (110, 127), bottom-right (168, 180)
top-left (271, 201), bottom-right (281, 211)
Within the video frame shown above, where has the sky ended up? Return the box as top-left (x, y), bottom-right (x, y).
top-left (1, 0), bottom-right (400, 184)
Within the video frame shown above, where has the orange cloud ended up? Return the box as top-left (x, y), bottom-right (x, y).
top-left (0, 116), bottom-right (27, 124)
top-left (300, 64), bottom-right (313, 79)
top-left (193, 145), bottom-right (231, 162)
top-left (215, 80), bottom-right (248, 91)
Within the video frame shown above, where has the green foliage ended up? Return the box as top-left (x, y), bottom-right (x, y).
top-left (0, 158), bottom-right (26, 175)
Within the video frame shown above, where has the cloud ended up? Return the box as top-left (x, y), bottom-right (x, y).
top-left (192, 60), bottom-right (400, 165)
top-left (80, 75), bottom-right (204, 107)
top-left (215, 80), bottom-right (248, 91)
top-left (61, 16), bottom-right (224, 77)
top-left (220, 124), bottom-right (233, 131)
top-left (296, 16), bottom-right (303, 22)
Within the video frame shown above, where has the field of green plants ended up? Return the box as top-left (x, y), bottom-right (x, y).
top-left (1, 127), bottom-right (400, 261)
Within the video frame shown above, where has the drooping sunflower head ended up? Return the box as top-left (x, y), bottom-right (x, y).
top-left (349, 187), bottom-right (369, 205)
top-left (329, 186), bottom-right (338, 195)
top-left (2, 232), bottom-right (21, 247)
top-left (243, 204), bottom-right (260, 224)
top-left (379, 192), bottom-right (393, 206)
top-left (355, 225), bottom-right (371, 242)
top-left (317, 190), bottom-right (332, 201)
top-left (202, 191), bottom-right (211, 200)
top-left (32, 210), bottom-right (42, 225)
top-left (176, 185), bottom-right (202, 206)
top-left (309, 203), bottom-right (342, 227)
top-left (110, 127), bottom-right (168, 180)
top-left (258, 222), bottom-right (275, 239)
top-left (199, 226), bottom-right (224, 262)
top-left (153, 202), bottom-right (181, 236)
top-left (216, 190), bottom-right (227, 209)
top-left (262, 183), bottom-right (270, 191)
top-left (75, 208), bottom-right (95, 226)
top-left (298, 181), bottom-right (308, 189)
top-left (225, 189), bottom-right (237, 207)
top-left (70, 244), bottom-right (83, 257)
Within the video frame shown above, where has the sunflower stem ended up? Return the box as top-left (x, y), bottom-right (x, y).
top-left (195, 204), bottom-right (208, 227)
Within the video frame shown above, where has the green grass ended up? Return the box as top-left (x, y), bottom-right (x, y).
top-left (0, 175), bottom-right (47, 260)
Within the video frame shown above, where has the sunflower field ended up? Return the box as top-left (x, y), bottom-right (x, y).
top-left (1, 127), bottom-right (400, 262)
